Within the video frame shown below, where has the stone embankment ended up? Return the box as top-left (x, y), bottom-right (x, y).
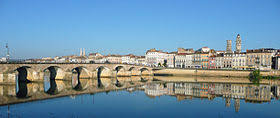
top-left (153, 69), bottom-right (280, 78)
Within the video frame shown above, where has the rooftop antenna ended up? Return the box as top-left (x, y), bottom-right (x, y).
top-left (6, 43), bottom-right (10, 62)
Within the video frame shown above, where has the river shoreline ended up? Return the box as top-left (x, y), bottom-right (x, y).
top-left (153, 68), bottom-right (280, 78)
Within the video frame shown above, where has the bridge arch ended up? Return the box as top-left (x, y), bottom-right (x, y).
top-left (115, 65), bottom-right (128, 77)
top-left (15, 66), bottom-right (32, 82)
top-left (128, 67), bottom-right (136, 71)
top-left (140, 67), bottom-right (149, 72)
top-left (43, 66), bottom-right (61, 80)
top-left (71, 66), bottom-right (91, 91)
top-left (15, 66), bottom-right (32, 98)
top-left (140, 67), bottom-right (150, 76)
top-left (128, 67), bottom-right (140, 76)
top-left (114, 66), bottom-right (125, 72)
top-left (72, 66), bottom-right (91, 79)
top-left (96, 66), bottom-right (112, 88)
top-left (96, 66), bottom-right (111, 78)
top-left (42, 66), bottom-right (62, 94)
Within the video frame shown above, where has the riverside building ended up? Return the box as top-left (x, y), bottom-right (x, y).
top-left (145, 48), bottom-right (175, 67)
top-left (175, 53), bottom-right (193, 68)
top-left (246, 48), bottom-right (277, 70)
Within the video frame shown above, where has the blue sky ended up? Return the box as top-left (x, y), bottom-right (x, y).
top-left (0, 0), bottom-right (279, 59)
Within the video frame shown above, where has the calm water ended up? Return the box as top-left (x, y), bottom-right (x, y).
top-left (0, 78), bottom-right (280, 118)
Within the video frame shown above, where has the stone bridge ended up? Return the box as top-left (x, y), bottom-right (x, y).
top-left (0, 63), bottom-right (154, 83)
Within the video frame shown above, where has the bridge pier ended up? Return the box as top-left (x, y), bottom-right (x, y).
top-left (64, 72), bottom-right (73, 80)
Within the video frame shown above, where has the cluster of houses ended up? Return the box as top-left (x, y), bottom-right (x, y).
top-left (22, 47), bottom-right (280, 71)
top-left (146, 47), bottom-right (280, 70)
top-left (24, 53), bottom-right (146, 66)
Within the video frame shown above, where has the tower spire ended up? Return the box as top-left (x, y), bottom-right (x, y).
top-left (236, 34), bottom-right (242, 53)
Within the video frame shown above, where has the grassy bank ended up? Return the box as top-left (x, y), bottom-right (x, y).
top-left (249, 70), bottom-right (280, 84)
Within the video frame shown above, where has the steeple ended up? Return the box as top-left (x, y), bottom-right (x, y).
top-left (236, 34), bottom-right (242, 53)
top-left (6, 43), bottom-right (10, 61)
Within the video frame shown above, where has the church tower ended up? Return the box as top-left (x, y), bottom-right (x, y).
top-left (226, 40), bottom-right (232, 53)
top-left (80, 48), bottom-right (83, 56)
top-left (236, 34), bottom-right (242, 53)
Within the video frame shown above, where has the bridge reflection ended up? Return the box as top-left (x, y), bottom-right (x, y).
top-left (1, 76), bottom-right (280, 113)
top-left (0, 76), bottom-right (153, 106)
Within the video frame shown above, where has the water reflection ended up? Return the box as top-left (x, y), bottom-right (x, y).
top-left (43, 70), bottom-right (58, 95)
top-left (72, 71), bottom-right (83, 91)
top-left (2, 76), bottom-right (280, 116)
top-left (97, 77), bottom-right (103, 88)
top-left (115, 77), bottom-right (123, 87)
top-left (15, 73), bottom-right (29, 98)
top-left (44, 79), bottom-right (58, 95)
top-left (16, 81), bottom-right (28, 98)
top-left (144, 82), bottom-right (280, 112)
top-left (140, 77), bottom-right (148, 82)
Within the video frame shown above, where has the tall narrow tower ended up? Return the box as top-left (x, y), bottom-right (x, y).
top-left (6, 43), bottom-right (10, 61)
top-left (83, 48), bottom-right (86, 56)
top-left (80, 48), bottom-right (83, 56)
top-left (226, 40), bottom-right (232, 53)
top-left (234, 99), bottom-right (240, 113)
top-left (236, 34), bottom-right (242, 53)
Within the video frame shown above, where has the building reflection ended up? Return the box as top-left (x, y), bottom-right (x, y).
top-left (1, 76), bottom-right (280, 113)
top-left (144, 82), bottom-right (278, 112)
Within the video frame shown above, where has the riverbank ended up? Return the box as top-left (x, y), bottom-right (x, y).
top-left (153, 76), bottom-right (280, 85)
top-left (153, 68), bottom-right (280, 77)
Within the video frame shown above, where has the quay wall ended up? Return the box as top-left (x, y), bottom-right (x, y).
top-left (153, 69), bottom-right (280, 77)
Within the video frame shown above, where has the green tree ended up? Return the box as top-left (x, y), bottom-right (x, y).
top-left (158, 63), bottom-right (162, 67)
top-left (163, 60), bottom-right (167, 67)
top-left (249, 69), bottom-right (261, 84)
top-left (163, 62), bottom-right (167, 67)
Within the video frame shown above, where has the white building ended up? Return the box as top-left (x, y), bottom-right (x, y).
top-left (214, 54), bottom-right (224, 69)
top-left (145, 49), bottom-right (175, 67)
top-left (53, 56), bottom-right (67, 63)
top-left (106, 55), bottom-right (122, 64)
top-left (136, 56), bottom-right (146, 65)
top-left (94, 57), bottom-right (107, 63)
top-left (232, 53), bottom-right (247, 70)
top-left (121, 54), bottom-right (136, 64)
top-left (175, 53), bottom-right (193, 68)
top-left (0, 57), bottom-right (7, 62)
top-left (223, 53), bottom-right (233, 68)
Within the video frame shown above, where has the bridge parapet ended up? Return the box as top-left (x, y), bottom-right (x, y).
top-left (0, 63), bottom-right (153, 83)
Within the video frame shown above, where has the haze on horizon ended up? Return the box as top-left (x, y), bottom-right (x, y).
top-left (0, 0), bottom-right (279, 59)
